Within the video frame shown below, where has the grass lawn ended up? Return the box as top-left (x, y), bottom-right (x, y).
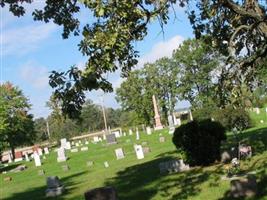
top-left (1, 126), bottom-right (267, 200)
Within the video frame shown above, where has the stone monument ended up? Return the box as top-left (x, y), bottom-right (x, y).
top-left (115, 148), bottom-right (125, 160)
top-left (57, 147), bottom-right (67, 162)
top-left (46, 176), bottom-right (64, 197)
top-left (152, 95), bottom-right (163, 130)
top-left (134, 145), bottom-right (144, 159)
top-left (33, 152), bottom-right (41, 167)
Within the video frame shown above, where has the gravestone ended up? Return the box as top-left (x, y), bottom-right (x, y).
top-left (129, 129), bottom-right (133, 135)
top-left (141, 141), bottom-right (148, 146)
top-left (173, 113), bottom-right (178, 125)
top-left (136, 128), bottom-right (140, 140)
top-left (14, 151), bottom-right (23, 162)
top-left (221, 151), bottom-right (232, 163)
top-left (177, 118), bottom-right (181, 126)
top-left (46, 176), bottom-right (64, 197)
top-left (75, 143), bottom-right (80, 147)
top-left (7, 153), bottom-right (12, 163)
top-left (37, 148), bottom-right (43, 156)
top-left (33, 152), bottom-right (41, 167)
top-left (255, 107), bottom-right (260, 114)
top-left (57, 148), bottom-right (67, 162)
top-left (44, 147), bottom-right (49, 154)
top-left (38, 169), bottom-right (45, 176)
top-left (87, 161), bottom-right (94, 167)
top-left (142, 146), bottom-right (150, 154)
top-left (106, 134), bottom-right (117, 145)
top-left (113, 131), bottom-right (121, 138)
top-left (159, 159), bottom-right (190, 174)
top-left (169, 127), bottom-right (175, 134)
top-left (79, 140), bottom-right (82, 144)
top-left (134, 145), bottom-right (144, 159)
top-left (260, 120), bottom-right (264, 124)
top-left (24, 152), bottom-right (30, 161)
top-left (85, 141), bottom-right (89, 145)
top-left (81, 147), bottom-right (89, 151)
top-left (70, 148), bottom-right (78, 153)
top-left (168, 114), bottom-right (174, 127)
top-left (4, 176), bottom-right (12, 182)
top-left (104, 161), bottom-right (109, 168)
top-left (159, 136), bottom-right (165, 143)
top-left (146, 127), bottom-right (152, 135)
top-left (123, 132), bottom-right (126, 137)
top-left (65, 142), bottom-right (71, 150)
top-left (84, 186), bottom-right (118, 200)
top-left (62, 165), bottom-right (69, 171)
top-left (93, 136), bottom-right (99, 143)
top-left (115, 148), bottom-right (125, 160)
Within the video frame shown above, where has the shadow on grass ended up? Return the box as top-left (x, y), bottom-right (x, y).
top-left (0, 163), bottom-right (21, 173)
top-left (223, 127), bottom-right (267, 154)
top-left (104, 154), bottom-right (226, 200)
top-left (4, 171), bottom-right (86, 200)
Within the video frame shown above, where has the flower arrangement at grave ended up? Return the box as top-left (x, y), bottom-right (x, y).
top-left (225, 158), bottom-right (241, 177)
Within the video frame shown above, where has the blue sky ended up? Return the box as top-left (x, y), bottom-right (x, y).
top-left (1, 2), bottom-right (192, 118)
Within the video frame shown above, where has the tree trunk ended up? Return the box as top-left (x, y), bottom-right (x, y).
top-left (11, 145), bottom-right (15, 161)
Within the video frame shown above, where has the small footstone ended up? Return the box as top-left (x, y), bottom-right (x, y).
top-left (87, 161), bottom-right (94, 167)
top-left (38, 169), bottom-right (45, 176)
top-left (4, 176), bottom-right (12, 182)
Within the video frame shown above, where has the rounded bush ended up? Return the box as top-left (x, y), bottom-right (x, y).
top-left (172, 119), bottom-right (226, 166)
top-left (213, 107), bottom-right (251, 131)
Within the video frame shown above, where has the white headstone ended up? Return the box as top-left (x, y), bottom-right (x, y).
top-left (37, 148), bottom-right (43, 156)
top-left (79, 140), bottom-right (82, 144)
top-left (34, 152), bottom-right (41, 167)
top-left (136, 128), bottom-right (140, 140)
top-left (24, 153), bottom-right (30, 161)
top-left (177, 118), bottom-right (181, 126)
top-left (81, 147), bottom-right (88, 151)
top-left (7, 153), bottom-right (12, 163)
top-left (113, 131), bottom-right (121, 138)
top-left (70, 148), bottom-right (78, 153)
top-left (85, 141), bottom-right (89, 145)
top-left (115, 148), bottom-right (125, 160)
top-left (129, 129), bottom-right (133, 135)
top-left (75, 143), bottom-right (80, 147)
top-left (260, 120), bottom-right (264, 124)
top-left (93, 136), bottom-right (99, 143)
top-left (104, 161), bottom-right (109, 168)
top-left (265, 107), bottom-right (267, 113)
top-left (65, 142), bottom-right (71, 150)
top-left (57, 147), bottom-right (67, 162)
top-left (103, 133), bottom-right (106, 140)
top-left (189, 110), bottom-right (193, 121)
top-left (44, 147), bottom-right (49, 154)
top-left (169, 127), bottom-right (175, 134)
top-left (134, 145), bottom-right (144, 159)
top-left (173, 113), bottom-right (178, 126)
top-left (168, 115), bottom-right (174, 127)
top-left (256, 107), bottom-right (260, 114)
top-left (146, 127), bottom-right (152, 135)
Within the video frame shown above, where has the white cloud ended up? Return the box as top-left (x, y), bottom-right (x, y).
top-left (1, 22), bottom-right (56, 56)
top-left (20, 61), bottom-right (49, 89)
top-left (137, 35), bottom-right (184, 68)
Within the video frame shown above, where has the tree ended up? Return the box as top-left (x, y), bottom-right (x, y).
top-left (2, 0), bottom-right (266, 118)
top-left (172, 119), bottom-right (226, 166)
top-left (0, 82), bottom-right (35, 159)
top-left (34, 118), bottom-right (49, 142)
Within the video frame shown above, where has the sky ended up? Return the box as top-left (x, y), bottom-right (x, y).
top-left (1, 2), bottom-right (193, 118)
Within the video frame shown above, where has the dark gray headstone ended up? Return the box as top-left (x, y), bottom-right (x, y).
top-left (106, 134), bottom-right (117, 145)
top-left (229, 176), bottom-right (257, 198)
top-left (46, 176), bottom-right (64, 197)
top-left (84, 186), bottom-right (118, 200)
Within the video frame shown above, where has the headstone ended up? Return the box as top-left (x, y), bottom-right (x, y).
top-left (93, 136), bottom-right (99, 143)
top-left (7, 153), bottom-right (12, 163)
top-left (134, 145), bottom-right (144, 159)
top-left (44, 147), bottom-right (49, 154)
top-left (146, 127), bottom-right (152, 135)
top-left (159, 136), bottom-right (165, 143)
top-left (113, 131), bottom-right (121, 138)
top-left (62, 165), bottom-right (69, 172)
top-left (159, 159), bottom-right (190, 174)
top-left (255, 107), bottom-right (260, 114)
top-left (38, 169), bottom-right (45, 176)
top-left (177, 118), bottom-right (181, 126)
top-left (169, 127), bottom-right (175, 134)
top-left (57, 147), bottom-right (67, 162)
top-left (33, 152), bottom-right (41, 167)
top-left (115, 148), bottom-right (125, 160)
top-left (46, 176), bottom-right (64, 197)
top-left (221, 151), bottom-right (231, 163)
top-left (87, 161), bottom-right (94, 167)
top-left (104, 161), bottom-right (109, 168)
top-left (141, 141), bottom-right (148, 146)
top-left (85, 141), bottom-right (89, 145)
top-left (60, 138), bottom-right (67, 147)
top-left (189, 110), bottom-right (193, 121)
top-left (260, 120), bottom-right (264, 124)
top-left (37, 148), bottom-right (43, 156)
top-left (106, 134), bottom-right (117, 145)
top-left (71, 141), bottom-right (75, 146)
top-left (81, 147), bottom-right (88, 151)
top-left (229, 176), bottom-right (257, 198)
top-left (75, 143), bottom-right (80, 147)
top-left (24, 152), bottom-right (30, 161)
top-left (142, 146), bottom-right (150, 154)
top-left (136, 128), bottom-right (140, 140)
top-left (265, 107), bottom-right (267, 113)
top-left (70, 148), bottom-right (78, 153)
top-left (129, 129), bottom-right (133, 135)
top-left (123, 132), bottom-right (126, 137)
top-left (173, 113), bottom-right (178, 125)
top-left (65, 142), bottom-right (71, 150)
top-left (84, 186), bottom-right (118, 200)
top-left (3, 176), bottom-right (12, 182)
top-left (79, 140), bottom-right (82, 144)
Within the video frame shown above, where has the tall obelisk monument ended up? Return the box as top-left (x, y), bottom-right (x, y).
top-left (152, 95), bottom-right (163, 130)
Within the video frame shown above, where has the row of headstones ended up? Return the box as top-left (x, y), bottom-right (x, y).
top-left (252, 107), bottom-right (267, 114)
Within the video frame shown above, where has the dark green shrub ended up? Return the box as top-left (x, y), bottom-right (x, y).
top-left (172, 119), bottom-right (226, 166)
top-left (212, 107), bottom-right (251, 131)
top-left (192, 106), bottom-right (216, 120)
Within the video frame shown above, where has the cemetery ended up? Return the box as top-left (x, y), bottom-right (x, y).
top-left (1, 1), bottom-right (267, 200)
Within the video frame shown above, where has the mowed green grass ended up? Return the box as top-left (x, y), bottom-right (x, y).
top-left (1, 126), bottom-right (267, 200)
